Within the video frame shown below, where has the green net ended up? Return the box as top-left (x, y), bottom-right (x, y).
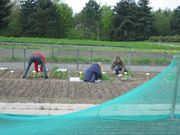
top-left (0, 55), bottom-right (180, 135)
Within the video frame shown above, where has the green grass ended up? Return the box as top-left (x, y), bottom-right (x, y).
top-left (0, 36), bottom-right (180, 51)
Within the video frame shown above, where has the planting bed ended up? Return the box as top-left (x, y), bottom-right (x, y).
top-left (0, 69), bottom-right (158, 104)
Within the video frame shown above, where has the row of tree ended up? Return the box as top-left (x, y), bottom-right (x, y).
top-left (0, 0), bottom-right (180, 41)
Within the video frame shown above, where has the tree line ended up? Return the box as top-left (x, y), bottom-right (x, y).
top-left (0, 0), bottom-right (180, 41)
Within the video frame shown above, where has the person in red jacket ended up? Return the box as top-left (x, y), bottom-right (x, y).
top-left (22, 52), bottom-right (48, 79)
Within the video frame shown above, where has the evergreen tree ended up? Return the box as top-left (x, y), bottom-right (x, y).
top-left (136, 0), bottom-right (153, 40)
top-left (171, 6), bottom-right (180, 35)
top-left (81, 0), bottom-right (101, 40)
top-left (20, 0), bottom-right (37, 36)
top-left (110, 0), bottom-right (138, 41)
top-left (20, 0), bottom-right (66, 38)
top-left (0, 0), bottom-right (12, 31)
top-left (32, 0), bottom-right (60, 37)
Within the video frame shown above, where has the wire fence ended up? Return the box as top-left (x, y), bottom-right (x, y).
top-left (0, 43), bottom-right (174, 70)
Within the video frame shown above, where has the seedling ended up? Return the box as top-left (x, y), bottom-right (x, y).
top-left (121, 71), bottom-right (134, 81)
top-left (50, 67), bottom-right (68, 80)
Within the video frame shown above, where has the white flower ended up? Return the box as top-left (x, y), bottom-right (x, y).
top-left (10, 70), bottom-right (14, 73)
top-left (146, 73), bottom-right (150, 76)
top-left (79, 71), bottom-right (83, 74)
top-left (102, 72), bottom-right (106, 74)
top-left (118, 74), bottom-right (122, 77)
top-left (124, 72), bottom-right (127, 75)
top-left (32, 71), bottom-right (36, 73)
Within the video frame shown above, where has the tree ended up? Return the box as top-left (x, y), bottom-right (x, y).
top-left (152, 9), bottom-right (173, 36)
top-left (100, 6), bottom-right (113, 40)
top-left (81, 0), bottom-right (101, 40)
top-left (171, 6), bottom-right (180, 35)
top-left (20, 0), bottom-right (67, 38)
top-left (136, 0), bottom-right (153, 40)
top-left (0, 0), bottom-right (12, 32)
top-left (7, 1), bottom-right (22, 36)
top-left (54, 2), bottom-right (73, 37)
top-left (110, 0), bottom-right (138, 41)
top-left (20, 0), bottom-right (38, 36)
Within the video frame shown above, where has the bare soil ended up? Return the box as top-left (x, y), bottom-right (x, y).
top-left (0, 69), bottom-right (158, 104)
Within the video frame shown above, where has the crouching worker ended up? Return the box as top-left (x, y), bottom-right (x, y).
top-left (111, 56), bottom-right (127, 74)
top-left (84, 62), bottom-right (103, 83)
top-left (22, 52), bottom-right (48, 79)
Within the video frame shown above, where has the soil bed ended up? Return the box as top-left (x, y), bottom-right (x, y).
top-left (0, 69), bottom-right (158, 104)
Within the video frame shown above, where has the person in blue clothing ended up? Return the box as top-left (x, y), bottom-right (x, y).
top-left (84, 62), bottom-right (103, 83)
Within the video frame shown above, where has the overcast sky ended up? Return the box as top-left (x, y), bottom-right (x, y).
top-left (62, 0), bottom-right (180, 13)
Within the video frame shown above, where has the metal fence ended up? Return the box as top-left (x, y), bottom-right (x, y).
top-left (0, 43), bottom-right (174, 71)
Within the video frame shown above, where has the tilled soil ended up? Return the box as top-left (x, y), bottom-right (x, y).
top-left (0, 69), bottom-right (158, 104)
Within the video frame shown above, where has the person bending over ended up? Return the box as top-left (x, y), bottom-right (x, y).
top-left (84, 62), bottom-right (102, 83)
top-left (22, 52), bottom-right (48, 79)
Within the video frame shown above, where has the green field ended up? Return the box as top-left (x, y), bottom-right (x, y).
top-left (0, 36), bottom-right (179, 65)
top-left (0, 36), bottom-right (180, 51)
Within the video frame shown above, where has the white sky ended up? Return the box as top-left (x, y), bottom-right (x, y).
top-left (62, 0), bottom-right (180, 13)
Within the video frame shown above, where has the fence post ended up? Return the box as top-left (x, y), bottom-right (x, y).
top-left (23, 48), bottom-right (26, 71)
top-left (171, 58), bottom-right (180, 118)
top-left (90, 47), bottom-right (93, 63)
top-left (128, 49), bottom-right (131, 70)
top-left (164, 49), bottom-right (167, 63)
top-left (76, 48), bottom-right (79, 70)
top-left (12, 45), bottom-right (14, 59)
top-left (51, 46), bottom-right (54, 62)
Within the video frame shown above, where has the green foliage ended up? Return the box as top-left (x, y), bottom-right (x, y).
top-left (0, 0), bottom-right (180, 40)
top-left (149, 35), bottom-right (180, 42)
top-left (46, 56), bottom-right (111, 63)
top-left (110, 0), bottom-right (153, 41)
top-left (136, 0), bottom-right (153, 40)
top-left (121, 71), bottom-right (134, 81)
top-left (128, 58), bottom-right (171, 65)
top-left (0, 56), bottom-right (23, 62)
top-left (110, 0), bottom-right (138, 41)
top-left (0, 0), bottom-right (12, 32)
top-left (152, 9), bottom-right (173, 36)
top-left (0, 36), bottom-right (180, 51)
top-left (100, 6), bottom-right (113, 40)
top-left (54, 2), bottom-right (73, 37)
top-left (50, 66), bottom-right (68, 79)
top-left (6, 1), bottom-right (22, 36)
top-left (171, 6), bottom-right (180, 35)
top-left (20, 0), bottom-right (70, 38)
top-left (80, 0), bottom-right (101, 40)
top-left (101, 74), bottom-right (112, 82)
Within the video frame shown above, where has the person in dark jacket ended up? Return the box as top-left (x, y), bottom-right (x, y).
top-left (84, 62), bottom-right (102, 83)
top-left (22, 52), bottom-right (48, 79)
top-left (111, 56), bottom-right (126, 74)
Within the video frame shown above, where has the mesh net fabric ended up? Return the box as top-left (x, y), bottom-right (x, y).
top-left (0, 55), bottom-right (180, 135)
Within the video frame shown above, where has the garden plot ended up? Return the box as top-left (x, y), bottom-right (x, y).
top-left (0, 69), bottom-right (158, 104)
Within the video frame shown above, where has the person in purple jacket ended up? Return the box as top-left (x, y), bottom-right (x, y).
top-left (84, 62), bottom-right (103, 83)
